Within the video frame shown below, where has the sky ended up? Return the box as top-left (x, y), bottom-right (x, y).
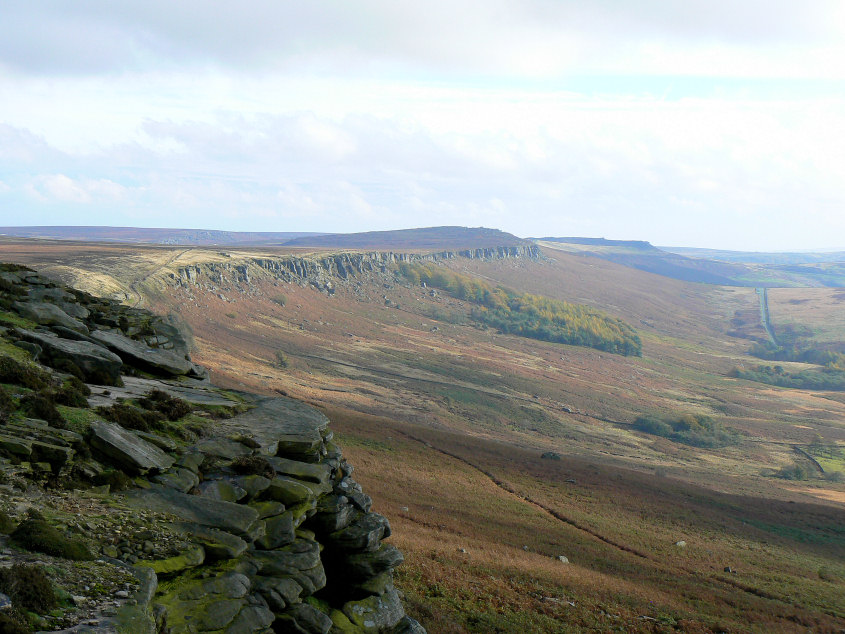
top-left (1, 1), bottom-right (844, 250)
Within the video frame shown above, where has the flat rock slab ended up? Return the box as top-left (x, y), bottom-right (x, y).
top-left (128, 486), bottom-right (259, 536)
top-left (216, 397), bottom-right (329, 456)
top-left (13, 300), bottom-right (88, 333)
top-left (86, 376), bottom-right (236, 409)
top-left (90, 329), bottom-right (194, 377)
top-left (16, 328), bottom-right (123, 384)
top-left (89, 420), bottom-right (175, 474)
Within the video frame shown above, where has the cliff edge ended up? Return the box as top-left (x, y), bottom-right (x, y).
top-left (0, 263), bottom-right (424, 634)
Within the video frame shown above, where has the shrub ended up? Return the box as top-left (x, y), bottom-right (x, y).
top-left (0, 510), bottom-right (15, 534)
top-left (0, 610), bottom-right (29, 634)
top-left (137, 389), bottom-right (192, 421)
top-left (20, 391), bottom-right (64, 426)
top-left (51, 358), bottom-right (85, 381)
top-left (53, 377), bottom-right (90, 408)
top-left (96, 403), bottom-right (164, 432)
top-left (0, 355), bottom-right (50, 390)
top-left (0, 564), bottom-right (57, 613)
top-left (10, 518), bottom-right (93, 560)
top-left (93, 469), bottom-right (133, 491)
top-left (633, 413), bottom-right (740, 448)
top-left (231, 455), bottom-right (275, 478)
top-left (271, 294), bottom-right (287, 307)
top-left (0, 385), bottom-right (14, 421)
top-left (274, 351), bottom-right (289, 369)
top-left (773, 462), bottom-right (814, 481)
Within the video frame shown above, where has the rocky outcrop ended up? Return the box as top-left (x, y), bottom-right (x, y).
top-left (0, 264), bottom-right (425, 633)
top-left (172, 245), bottom-right (541, 295)
top-left (113, 392), bottom-right (422, 634)
top-left (2, 266), bottom-right (200, 382)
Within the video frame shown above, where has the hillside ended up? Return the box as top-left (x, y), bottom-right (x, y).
top-left (0, 227), bottom-right (323, 246)
top-left (1, 237), bottom-right (844, 632)
top-left (281, 226), bottom-right (528, 250)
top-left (538, 237), bottom-right (845, 287)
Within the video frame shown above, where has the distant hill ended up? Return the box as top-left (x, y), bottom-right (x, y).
top-left (281, 226), bottom-right (528, 250)
top-left (0, 226), bottom-right (324, 245)
top-left (663, 246), bottom-right (845, 265)
top-left (536, 237), bottom-right (845, 287)
top-left (536, 237), bottom-right (658, 250)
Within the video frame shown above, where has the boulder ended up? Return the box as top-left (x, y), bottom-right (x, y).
top-left (181, 524), bottom-right (249, 560)
top-left (216, 397), bottom-right (328, 457)
top-left (275, 603), bottom-right (332, 634)
top-left (141, 544), bottom-right (205, 576)
top-left (326, 513), bottom-right (391, 552)
top-left (89, 328), bottom-right (194, 376)
top-left (267, 457), bottom-right (332, 486)
top-left (13, 300), bottom-right (88, 333)
top-left (89, 420), bottom-right (175, 474)
top-left (226, 604), bottom-right (275, 634)
top-left (255, 513), bottom-right (295, 550)
top-left (196, 479), bottom-right (247, 502)
top-left (152, 468), bottom-right (200, 492)
top-left (264, 476), bottom-right (316, 506)
top-left (343, 588), bottom-right (405, 632)
top-left (342, 544), bottom-right (405, 581)
top-left (16, 328), bottom-right (123, 384)
top-left (254, 576), bottom-right (302, 612)
top-left (127, 486), bottom-right (260, 536)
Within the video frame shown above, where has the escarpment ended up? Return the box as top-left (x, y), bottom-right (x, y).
top-left (170, 245), bottom-right (541, 297)
top-left (0, 263), bottom-right (425, 634)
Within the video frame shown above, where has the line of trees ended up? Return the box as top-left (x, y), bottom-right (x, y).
top-left (398, 263), bottom-right (642, 356)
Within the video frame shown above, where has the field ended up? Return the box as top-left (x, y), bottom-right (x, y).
top-left (1, 235), bottom-right (843, 632)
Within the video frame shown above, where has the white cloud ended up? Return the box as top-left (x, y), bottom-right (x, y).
top-left (0, 2), bottom-right (844, 248)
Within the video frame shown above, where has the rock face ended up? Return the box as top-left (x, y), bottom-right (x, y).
top-left (3, 266), bottom-right (201, 381)
top-left (0, 264), bottom-right (425, 634)
top-left (89, 328), bottom-right (196, 377)
top-left (16, 328), bottom-right (124, 384)
top-left (89, 420), bottom-right (176, 474)
top-left (172, 244), bottom-right (542, 298)
top-left (121, 395), bottom-right (423, 634)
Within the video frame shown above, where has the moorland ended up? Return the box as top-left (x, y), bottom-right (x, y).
top-left (0, 228), bottom-right (843, 633)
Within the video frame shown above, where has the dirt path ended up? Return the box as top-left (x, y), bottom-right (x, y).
top-left (756, 287), bottom-right (777, 345)
top-left (129, 248), bottom-right (194, 307)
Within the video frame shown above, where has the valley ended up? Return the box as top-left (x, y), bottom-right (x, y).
top-left (1, 233), bottom-right (843, 632)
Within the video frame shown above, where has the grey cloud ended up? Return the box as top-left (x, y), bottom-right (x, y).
top-left (1, 0), bottom-right (840, 75)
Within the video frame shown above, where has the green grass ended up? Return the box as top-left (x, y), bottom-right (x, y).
top-left (0, 340), bottom-right (34, 363)
top-left (55, 406), bottom-right (100, 435)
top-left (0, 310), bottom-right (38, 330)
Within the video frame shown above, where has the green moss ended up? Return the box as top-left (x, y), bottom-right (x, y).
top-left (10, 518), bottom-right (93, 560)
top-left (0, 311), bottom-right (38, 330)
top-left (92, 469), bottom-right (134, 492)
top-left (54, 405), bottom-right (98, 435)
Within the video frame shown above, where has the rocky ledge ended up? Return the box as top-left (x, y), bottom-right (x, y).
top-left (0, 263), bottom-right (424, 634)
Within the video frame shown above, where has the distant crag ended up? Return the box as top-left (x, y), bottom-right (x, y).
top-left (172, 245), bottom-right (541, 297)
top-left (0, 263), bottom-right (424, 634)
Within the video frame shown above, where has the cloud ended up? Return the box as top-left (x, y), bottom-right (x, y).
top-left (25, 174), bottom-right (128, 204)
top-left (1, 1), bottom-right (843, 78)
